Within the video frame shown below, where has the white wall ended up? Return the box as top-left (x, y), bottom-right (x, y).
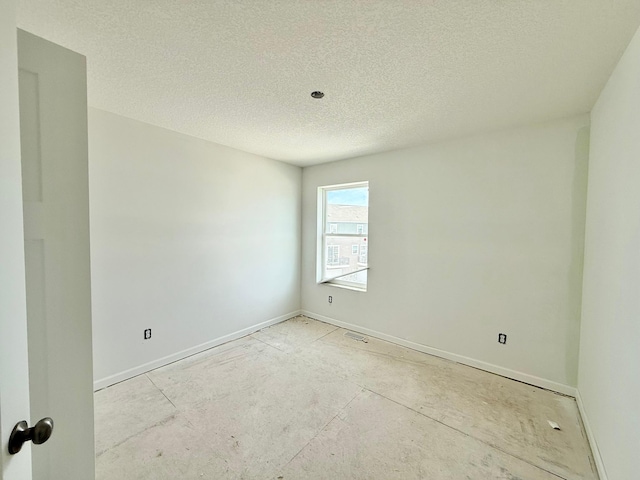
top-left (302, 115), bottom-right (590, 391)
top-left (578, 25), bottom-right (640, 480)
top-left (89, 108), bottom-right (301, 388)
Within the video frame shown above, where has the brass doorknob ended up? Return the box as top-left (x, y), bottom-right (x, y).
top-left (8, 417), bottom-right (54, 455)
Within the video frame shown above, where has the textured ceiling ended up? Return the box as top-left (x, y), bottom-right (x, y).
top-left (17, 1), bottom-right (640, 166)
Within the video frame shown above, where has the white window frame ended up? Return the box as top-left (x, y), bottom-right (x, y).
top-left (352, 245), bottom-right (359, 255)
top-left (317, 181), bottom-right (369, 291)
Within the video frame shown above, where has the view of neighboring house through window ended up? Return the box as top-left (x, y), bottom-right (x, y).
top-left (358, 245), bottom-right (367, 265)
top-left (327, 245), bottom-right (340, 265)
top-left (318, 181), bottom-right (369, 290)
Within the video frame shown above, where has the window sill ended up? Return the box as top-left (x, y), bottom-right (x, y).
top-left (319, 282), bottom-right (367, 293)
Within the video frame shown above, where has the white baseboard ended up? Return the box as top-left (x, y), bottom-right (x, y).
top-left (576, 390), bottom-right (608, 480)
top-left (94, 310), bottom-right (300, 391)
top-left (301, 310), bottom-right (577, 397)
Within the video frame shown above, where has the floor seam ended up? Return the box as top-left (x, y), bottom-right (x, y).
top-left (249, 334), bottom-right (287, 352)
top-left (310, 326), bottom-right (340, 344)
top-left (95, 412), bottom-right (179, 458)
top-left (146, 373), bottom-right (179, 410)
top-left (277, 388), bottom-right (364, 474)
top-left (363, 387), bottom-right (569, 480)
top-left (283, 345), bottom-right (368, 392)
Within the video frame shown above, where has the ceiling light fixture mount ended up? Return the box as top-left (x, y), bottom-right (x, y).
top-left (311, 91), bottom-right (324, 99)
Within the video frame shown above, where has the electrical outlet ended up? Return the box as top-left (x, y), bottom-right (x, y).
top-left (498, 333), bottom-right (507, 344)
top-left (144, 328), bottom-right (152, 340)
top-left (328, 296), bottom-right (333, 304)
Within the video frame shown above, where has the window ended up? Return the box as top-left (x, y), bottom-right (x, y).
top-left (317, 181), bottom-right (369, 290)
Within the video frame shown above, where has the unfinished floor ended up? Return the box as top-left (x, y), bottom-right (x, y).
top-left (94, 316), bottom-right (597, 480)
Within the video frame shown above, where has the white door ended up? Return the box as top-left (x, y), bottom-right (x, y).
top-left (18, 29), bottom-right (95, 480)
top-left (0, 24), bottom-right (95, 479)
top-left (1, 4), bottom-right (34, 478)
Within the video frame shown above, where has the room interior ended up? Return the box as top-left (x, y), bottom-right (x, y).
top-left (2, 1), bottom-right (640, 479)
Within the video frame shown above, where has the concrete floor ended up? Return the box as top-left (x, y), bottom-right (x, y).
top-left (95, 316), bottom-right (598, 479)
